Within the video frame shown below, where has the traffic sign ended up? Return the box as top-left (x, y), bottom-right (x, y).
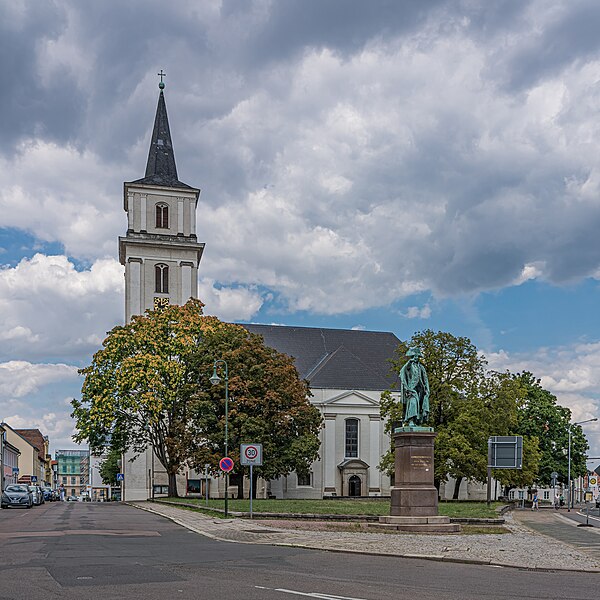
top-left (240, 443), bottom-right (263, 466)
top-left (590, 476), bottom-right (598, 486)
top-left (219, 457), bottom-right (234, 472)
top-left (31, 476), bottom-right (38, 482)
top-left (12, 467), bottom-right (18, 474)
top-left (116, 473), bottom-right (124, 481)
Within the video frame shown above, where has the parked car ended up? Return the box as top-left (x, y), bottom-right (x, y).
top-left (41, 487), bottom-right (55, 502)
top-left (1, 484), bottom-right (33, 509)
top-left (66, 495), bottom-right (78, 502)
top-left (28, 485), bottom-right (44, 505)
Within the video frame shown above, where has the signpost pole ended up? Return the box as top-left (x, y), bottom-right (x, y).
top-left (204, 464), bottom-right (209, 507)
top-left (250, 464), bottom-right (253, 519)
top-left (486, 438), bottom-right (492, 507)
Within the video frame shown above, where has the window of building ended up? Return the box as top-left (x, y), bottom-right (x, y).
top-left (62, 476), bottom-right (67, 484)
top-left (156, 203), bottom-right (169, 229)
top-left (345, 418), bottom-right (359, 458)
top-left (543, 491), bottom-right (550, 500)
top-left (154, 264), bottom-right (169, 294)
top-left (518, 490), bottom-right (524, 499)
top-left (297, 472), bottom-right (311, 487)
top-left (70, 477), bottom-right (76, 485)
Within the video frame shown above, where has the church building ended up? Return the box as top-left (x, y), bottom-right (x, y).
top-left (120, 80), bottom-right (400, 500)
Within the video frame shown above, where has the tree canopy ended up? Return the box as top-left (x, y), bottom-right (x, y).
top-left (72, 299), bottom-right (321, 497)
top-left (379, 330), bottom-right (590, 496)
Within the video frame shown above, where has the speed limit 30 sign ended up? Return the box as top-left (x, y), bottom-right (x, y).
top-left (240, 443), bottom-right (263, 466)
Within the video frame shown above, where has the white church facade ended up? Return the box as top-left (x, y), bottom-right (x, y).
top-left (120, 82), bottom-right (400, 501)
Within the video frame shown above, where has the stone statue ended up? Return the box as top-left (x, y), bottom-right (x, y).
top-left (399, 347), bottom-right (430, 426)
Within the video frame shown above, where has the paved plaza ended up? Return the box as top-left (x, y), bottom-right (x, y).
top-left (131, 501), bottom-right (600, 572)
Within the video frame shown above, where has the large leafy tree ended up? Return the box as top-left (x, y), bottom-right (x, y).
top-left (186, 322), bottom-right (322, 498)
top-left (72, 300), bottom-right (209, 496)
top-left (512, 372), bottom-right (589, 486)
top-left (380, 330), bottom-right (523, 495)
top-left (72, 299), bottom-right (321, 498)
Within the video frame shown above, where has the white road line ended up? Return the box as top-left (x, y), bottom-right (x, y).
top-left (274, 589), bottom-right (368, 600)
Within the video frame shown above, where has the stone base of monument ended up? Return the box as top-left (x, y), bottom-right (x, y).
top-left (373, 429), bottom-right (461, 534)
top-left (371, 515), bottom-right (460, 533)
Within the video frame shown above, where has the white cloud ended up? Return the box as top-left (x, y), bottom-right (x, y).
top-left (0, 361), bottom-right (78, 398)
top-left (403, 305), bottom-right (432, 319)
top-left (0, 254), bottom-right (124, 362)
top-left (487, 342), bottom-right (600, 457)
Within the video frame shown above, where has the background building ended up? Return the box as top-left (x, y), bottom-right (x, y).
top-left (55, 449), bottom-right (89, 498)
top-left (1, 422), bottom-right (45, 485)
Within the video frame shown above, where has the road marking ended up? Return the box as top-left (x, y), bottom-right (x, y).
top-left (275, 589), bottom-right (368, 599)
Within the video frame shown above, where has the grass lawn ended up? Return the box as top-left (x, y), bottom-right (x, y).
top-left (160, 497), bottom-right (503, 519)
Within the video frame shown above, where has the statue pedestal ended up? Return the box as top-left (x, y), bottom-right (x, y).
top-left (373, 429), bottom-right (460, 533)
top-left (390, 429), bottom-right (437, 516)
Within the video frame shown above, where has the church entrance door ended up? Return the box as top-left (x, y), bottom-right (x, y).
top-left (348, 475), bottom-right (361, 497)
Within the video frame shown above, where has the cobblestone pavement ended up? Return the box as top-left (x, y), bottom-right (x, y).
top-left (130, 501), bottom-right (600, 572)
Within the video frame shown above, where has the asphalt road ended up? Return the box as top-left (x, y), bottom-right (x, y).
top-left (0, 501), bottom-right (597, 600)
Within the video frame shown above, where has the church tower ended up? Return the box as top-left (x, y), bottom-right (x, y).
top-left (119, 76), bottom-right (204, 321)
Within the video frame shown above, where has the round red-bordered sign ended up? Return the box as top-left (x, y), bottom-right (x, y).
top-left (219, 457), bottom-right (234, 472)
top-left (244, 445), bottom-right (258, 460)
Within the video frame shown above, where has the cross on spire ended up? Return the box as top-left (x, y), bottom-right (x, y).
top-left (158, 70), bottom-right (166, 89)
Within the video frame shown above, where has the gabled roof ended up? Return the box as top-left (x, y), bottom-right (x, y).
top-left (128, 89), bottom-right (193, 190)
top-left (14, 429), bottom-right (46, 462)
top-left (241, 324), bottom-right (401, 391)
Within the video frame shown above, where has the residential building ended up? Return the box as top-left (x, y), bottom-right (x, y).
top-left (1, 422), bottom-right (45, 485)
top-left (15, 429), bottom-right (51, 486)
top-left (55, 449), bottom-right (89, 498)
top-left (2, 430), bottom-right (21, 490)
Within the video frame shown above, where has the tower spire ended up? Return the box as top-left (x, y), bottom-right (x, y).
top-left (132, 74), bottom-right (192, 189)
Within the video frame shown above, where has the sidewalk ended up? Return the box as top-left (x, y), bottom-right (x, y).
top-left (129, 501), bottom-right (600, 572)
top-left (512, 508), bottom-right (600, 563)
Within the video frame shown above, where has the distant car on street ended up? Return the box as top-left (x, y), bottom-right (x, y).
top-left (1, 484), bottom-right (33, 509)
top-left (41, 487), bottom-right (55, 502)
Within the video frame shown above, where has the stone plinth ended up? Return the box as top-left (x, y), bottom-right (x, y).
top-left (374, 514), bottom-right (460, 533)
top-left (390, 429), bottom-right (437, 517)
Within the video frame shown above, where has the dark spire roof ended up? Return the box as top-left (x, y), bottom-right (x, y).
top-left (131, 89), bottom-right (193, 190)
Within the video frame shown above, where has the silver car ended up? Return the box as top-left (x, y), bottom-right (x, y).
top-left (1, 484), bottom-right (33, 509)
top-left (28, 485), bottom-right (44, 505)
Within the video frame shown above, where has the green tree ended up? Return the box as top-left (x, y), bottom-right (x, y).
top-left (72, 300), bottom-right (209, 496)
top-left (186, 322), bottom-right (322, 498)
top-left (380, 331), bottom-right (523, 496)
top-left (72, 299), bottom-right (322, 498)
top-left (513, 372), bottom-right (588, 486)
top-left (98, 445), bottom-right (122, 487)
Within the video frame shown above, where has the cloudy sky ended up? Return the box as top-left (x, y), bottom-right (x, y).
top-left (1, 0), bottom-right (599, 462)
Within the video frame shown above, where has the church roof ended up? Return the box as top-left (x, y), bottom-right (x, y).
top-left (129, 89), bottom-right (194, 190)
top-left (241, 324), bottom-right (401, 391)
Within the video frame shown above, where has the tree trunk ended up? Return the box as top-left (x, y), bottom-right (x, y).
top-left (237, 474), bottom-right (245, 499)
top-left (453, 476), bottom-right (463, 500)
top-left (168, 472), bottom-right (179, 497)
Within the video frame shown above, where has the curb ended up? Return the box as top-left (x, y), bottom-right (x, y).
top-left (127, 501), bottom-right (600, 573)
top-left (148, 499), bottom-right (505, 525)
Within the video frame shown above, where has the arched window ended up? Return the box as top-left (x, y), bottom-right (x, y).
top-left (155, 264), bottom-right (169, 294)
top-left (345, 418), bottom-right (359, 458)
top-left (156, 203), bottom-right (169, 229)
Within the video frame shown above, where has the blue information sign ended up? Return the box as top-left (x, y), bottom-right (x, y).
top-left (116, 473), bottom-right (124, 481)
top-left (31, 476), bottom-right (38, 482)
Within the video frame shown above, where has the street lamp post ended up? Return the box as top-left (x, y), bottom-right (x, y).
top-left (210, 359), bottom-right (229, 517)
top-left (567, 417), bottom-right (598, 511)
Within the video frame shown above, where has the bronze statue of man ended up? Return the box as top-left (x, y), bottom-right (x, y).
top-left (399, 347), bottom-right (430, 426)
